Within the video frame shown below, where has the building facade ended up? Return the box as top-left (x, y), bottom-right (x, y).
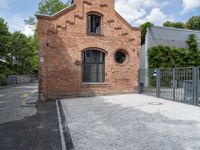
top-left (37, 0), bottom-right (141, 100)
top-left (140, 26), bottom-right (200, 70)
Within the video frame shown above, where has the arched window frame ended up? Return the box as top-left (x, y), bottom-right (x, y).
top-left (82, 48), bottom-right (106, 83)
top-left (87, 12), bottom-right (103, 35)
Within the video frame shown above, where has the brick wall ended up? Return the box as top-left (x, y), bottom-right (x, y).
top-left (37, 0), bottom-right (141, 101)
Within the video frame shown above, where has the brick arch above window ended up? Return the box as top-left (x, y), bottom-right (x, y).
top-left (87, 11), bottom-right (103, 17)
top-left (82, 47), bottom-right (108, 55)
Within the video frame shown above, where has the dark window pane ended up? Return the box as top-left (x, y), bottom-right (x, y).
top-left (99, 52), bottom-right (104, 62)
top-left (115, 51), bottom-right (126, 64)
top-left (95, 16), bottom-right (100, 33)
top-left (97, 64), bottom-right (104, 82)
top-left (84, 51), bottom-right (91, 62)
top-left (91, 51), bottom-right (98, 62)
top-left (83, 50), bottom-right (105, 82)
top-left (88, 15), bottom-right (101, 33)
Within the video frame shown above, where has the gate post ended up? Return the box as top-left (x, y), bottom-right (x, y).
top-left (172, 68), bottom-right (176, 101)
top-left (193, 67), bottom-right (197, 105)
top-left (138, 69), bottom-right (144, 93)
top-left (156, 69), bottom-right (160, 98)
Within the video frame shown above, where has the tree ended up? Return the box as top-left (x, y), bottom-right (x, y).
top-left (8, 32), bottom-right (38, 74)
top-left (24, 17), bottom-right (37, 26)
top-left (186, 34), bottom-right (200, 66)
top-left (163, 15), bottom-right (200, 31)
top-left (140, 22), bottom-right (153, 45)
top-left (186, 16), bottom-right (200, 31)
top-left (163, 21), bottom-right (186, 29)
top-left (37, 0), bottom-right (68, 15)
top-left (0, 18), bottom-right (11, 74)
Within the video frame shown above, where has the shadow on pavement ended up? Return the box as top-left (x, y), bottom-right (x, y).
top-left (0, 101), bottom-right (62, 150)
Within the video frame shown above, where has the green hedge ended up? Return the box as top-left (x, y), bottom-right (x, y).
top-left (148, 34), bottom-right (200, 69)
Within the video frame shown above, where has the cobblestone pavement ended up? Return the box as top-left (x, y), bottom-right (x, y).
top-left (0, 83), bottom-right (38, 124)
top-left (61, 94), bottom-right (200, 150)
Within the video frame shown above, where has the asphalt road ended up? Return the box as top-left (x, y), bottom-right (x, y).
top-left (0, 83), bottom-right (62, 150)
top-left (0, 83), bottom-right (38, 124)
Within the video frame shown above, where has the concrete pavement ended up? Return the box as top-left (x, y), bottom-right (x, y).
top-left (61, 94), bottom-right (200, 150)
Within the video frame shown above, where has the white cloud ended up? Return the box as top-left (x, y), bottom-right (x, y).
top-left (0, 0), bottom-right (34, 36)
top-left (135, 8), bottom-right (171, 25)
top-left (115, 0), bottom-right (170, 26)
top-left (23, 25), bottom-right (35, 36)
top-left (115, 0), bottom-right (147, 21)
top-left (5, 15), bottom-right (34, 36)
top-left (181, 0), bottom-right (200, 14)
top-left (143, 0), bottom-right (169, 8)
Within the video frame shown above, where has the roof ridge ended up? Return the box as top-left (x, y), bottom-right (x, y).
top-left (151, 25), bottom-right (200, 33)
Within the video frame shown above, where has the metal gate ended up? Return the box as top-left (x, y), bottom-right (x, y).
top-left (139, 67), bottom-right (200, 106)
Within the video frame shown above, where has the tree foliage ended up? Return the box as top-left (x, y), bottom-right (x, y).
top-left (0, 18), bottom-right (10, 72)
top-left (186, 34), bottom-right (200, 66)
top-left (163, 21), bottom-right (186, 29)
top-left (0, 18), bottom-right (38, 75)
top-left (140, 22), bottom-right (153, 45)
top-left (148, 34), bottom-right (200, 69)
top-left (186, 16), bottom-right (200, 31)
top-left (37, 0), bottom-right (68, 15)
top-left (9, 32), bottom-right (38, 74)
top-left (163, 15), bottom-right (200, 31)
top-left (24, 17), bottom-right (37, 26)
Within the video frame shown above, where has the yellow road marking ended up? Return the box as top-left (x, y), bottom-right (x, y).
top-left (21, 93), bottom-right (30, 98)
top-left (0, 94), bottom-right (4, 97)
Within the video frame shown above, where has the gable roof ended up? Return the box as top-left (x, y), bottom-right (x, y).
top-left (36, 3), bottom-right (140, 31)
top-left (114, 10), bottom-right (140, 31)
top-left (148, 26), bottom-right (200, 41)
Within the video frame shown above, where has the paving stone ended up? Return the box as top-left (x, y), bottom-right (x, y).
top-left (61, 94), bottom-right (200, 150)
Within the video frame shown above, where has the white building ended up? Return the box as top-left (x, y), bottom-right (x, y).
top-left (140, 26), bottom-right (200, 70)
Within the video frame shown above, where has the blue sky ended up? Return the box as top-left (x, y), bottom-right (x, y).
top-left (0, 0), bottom-right (199, 36)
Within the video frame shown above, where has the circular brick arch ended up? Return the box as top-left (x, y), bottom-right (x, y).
top-left (81, 47), bottom-right (108, 54)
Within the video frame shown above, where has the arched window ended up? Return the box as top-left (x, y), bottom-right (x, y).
top-left (82, 50), bottom-right (105, 83)
top-left (87, 14), bottom-right (101, 34)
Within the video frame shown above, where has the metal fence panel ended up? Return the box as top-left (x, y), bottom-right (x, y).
top-left (139, 67), bottom-right (200, 106)
top-left (197, 67), bottom-right (200, 105)
top-left (160, 68), bottom-right (173, 100)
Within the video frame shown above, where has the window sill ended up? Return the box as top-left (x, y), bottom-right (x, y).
top-left (82, 82), bottom-right (107, 86)
top-left (87, 32), bottom-right (104, 37)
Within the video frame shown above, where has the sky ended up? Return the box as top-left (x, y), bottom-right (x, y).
top-left (0, 0), bottom-right (199, 36)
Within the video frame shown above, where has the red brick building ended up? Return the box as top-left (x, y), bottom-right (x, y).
top-left (37, 0), bottom-right (141, 101)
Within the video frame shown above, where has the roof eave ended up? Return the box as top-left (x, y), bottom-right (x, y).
top-left (114, 10), bottom-right (140, 31)
top-left (36, 3), bottom-right (76, 20)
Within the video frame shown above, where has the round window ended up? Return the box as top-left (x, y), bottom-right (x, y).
top-left (115, 50), bottom-right (127, 64)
